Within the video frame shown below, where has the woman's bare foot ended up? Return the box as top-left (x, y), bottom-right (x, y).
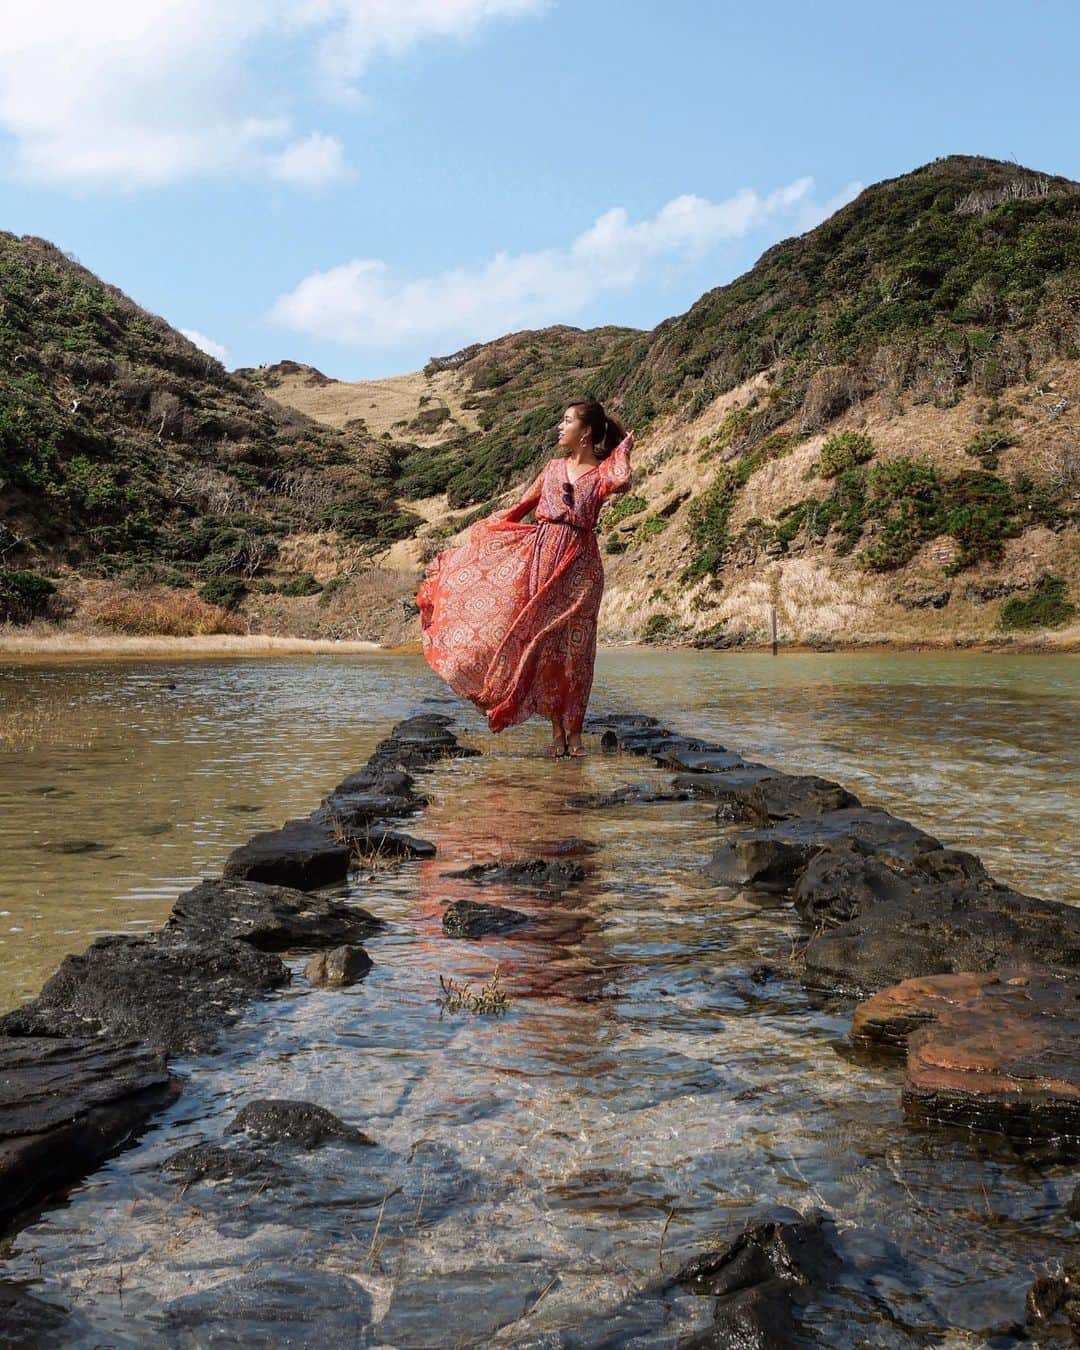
top-left (566, 733), bottom-right (586, 757)
top-left (546, 739), bottom-right (568, 759)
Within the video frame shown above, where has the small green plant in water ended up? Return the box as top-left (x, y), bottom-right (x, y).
top-left (439, 966), bottom-right (511, 1015)
top-left (999, 574), bottom-right (1077, 631)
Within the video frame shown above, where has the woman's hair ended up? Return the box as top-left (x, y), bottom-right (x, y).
top-left (567, 399), bottom-right (626, 459)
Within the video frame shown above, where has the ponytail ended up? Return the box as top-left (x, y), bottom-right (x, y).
top-left (568, 400), bottom-right (627, 459)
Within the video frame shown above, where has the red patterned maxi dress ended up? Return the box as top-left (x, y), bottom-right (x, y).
top-left (417, 438), bottom-right (632, 733)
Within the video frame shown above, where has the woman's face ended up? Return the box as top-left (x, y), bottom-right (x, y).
top-left (557, 407), bottom-right (588, 450)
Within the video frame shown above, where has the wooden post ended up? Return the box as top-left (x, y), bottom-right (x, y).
top-left (771, 606), bottom-right (778, 656)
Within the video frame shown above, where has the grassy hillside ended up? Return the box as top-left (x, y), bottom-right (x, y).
top-left (0, 235), bottom-right (417, 620)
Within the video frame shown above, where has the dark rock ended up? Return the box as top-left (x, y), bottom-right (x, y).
top-left (0, 933), bottom-right (289, 1055)
top-left (442, 900), bottom-right (530, 938)
top-left (656, 747), bottom-right (745, 774)
top-left (802, 881), bottom-right (1080, 998)
top-left (304, 945), bottom-right (372, 985)
top-left (315, 788), bottom-right (422, 830)
top-left (166, 877), bottom-right (381, 950)
top-left (223, 818), bottom-right (352, 890)
top-left (226, 1099), bottom-right (374, 1150)
top-left (0, 1282), bottom-right (73, 1345)
top-left (673, 769), bottom-right (858, 824)
top-left (161, 1264), bottom-right (373, 1342)
top-left (896, 590), bottom-right (951, 609)
top-left (583, 712), bottom-right (660, 732)
top-left (350, 827), bottom-right (436, 860)
top-left (1024, 1260), bottom-right (1080, 1338)
top-left (1068, 1181), bottom-right (1080, 1221)
top-left (442, 858), bottom-right (585, 890)
top-left (162, 1141), bottom-right (284, 1186)
top-left (368, 715), bottom-right (479, 773)
top-left (566, 783), bottom-right (695, 809)
top-left (535, 836), bottom-right (601, 856)
top-left (331, 765), bottom-right (420, 801)
top-left (964, 580), bottom-right (1024, 603)
top-left (793, 838), bottom-right (989, 928)
top-left (0, 1036), bottom-right (179, 1233)
top-left (599, 727), bottom-right (674, 754)
top-left (675, 1209), bottom-right (838, 1346)
top-left (702, 808), bottom-right (938, 890)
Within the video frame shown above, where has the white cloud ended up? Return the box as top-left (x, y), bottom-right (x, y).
top-left (0, 0), bottom-right (545, 189)
top-left (268, 176), bottom-right (852, 349)
top-left (181, 329), bottom-right (229, 365)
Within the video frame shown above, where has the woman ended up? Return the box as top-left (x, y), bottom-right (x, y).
top-left (417, 400), bottom-right (633, 758)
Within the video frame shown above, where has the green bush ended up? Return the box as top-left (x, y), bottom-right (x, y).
top-left (197, 576), bottom-right (247, 609)
top-left (938, 471), bottom-right (1022, 573)
top-left (642, 613), bottom-right (677, 641)
top-left (963, 427), bottom-right (1015, 467)
top-left (818, 430), bottom-right (876, 478)
top-left (861, 458), bottom-right (942, 570)
top-left (317, 575), bottom-right (351, 607)
top-left (0, 569), bottom-right (57, 623)
top-left (278, 572), bottom-right (322, 597)
top-left (999, 574), bottom-right (1077, 630)
top-left (605, 531), bottom-right (628, 555)
top-left (604, 493), bottom-right (647, 526)
top-left (635, 514), bottom-right (668, 543)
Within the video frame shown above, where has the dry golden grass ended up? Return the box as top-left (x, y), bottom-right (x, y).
top-left (91, 590), bottom-right (245, 637)
top-left (265, 367), bottom-right (480, 441)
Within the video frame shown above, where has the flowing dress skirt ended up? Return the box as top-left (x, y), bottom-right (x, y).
top-left (417, 517), bottom-right (603, 733)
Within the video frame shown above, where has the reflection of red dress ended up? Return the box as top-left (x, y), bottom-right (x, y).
top-left (417, 439), bottom-right (632, 733)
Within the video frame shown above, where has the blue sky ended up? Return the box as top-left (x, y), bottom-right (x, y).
top-left (1, 0), bottom-right (1078, 379)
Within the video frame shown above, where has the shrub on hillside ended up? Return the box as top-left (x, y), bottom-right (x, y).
top-left (94, 591), bottom-right (244, 636)
top-left (818, 431), bottom-right (876, 479)
top-left (197, 577), bottom-right (248, 609)
top-left (999, 574), bottom-right (1077, 630)
top-left (278, 572), bottom-right (322, 597)
top-left (0, 569), bottom-right (57, 623)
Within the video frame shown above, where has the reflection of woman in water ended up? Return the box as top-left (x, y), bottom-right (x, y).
top-left (418, 401), bottom-right (633, 759)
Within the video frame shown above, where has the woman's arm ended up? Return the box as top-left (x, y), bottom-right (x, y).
top-left (498, 468), bottom-right (545, 523)
top-left (598, 433), bottom-right (633, 500)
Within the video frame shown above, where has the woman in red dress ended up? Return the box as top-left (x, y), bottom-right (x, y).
top-left (417, 400), bottom-right (633, 758)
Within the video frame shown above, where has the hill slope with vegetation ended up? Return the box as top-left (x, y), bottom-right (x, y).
top-left (2, 154), bottom-right (1078, 647)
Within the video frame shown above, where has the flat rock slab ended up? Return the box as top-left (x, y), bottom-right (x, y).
top-left (583, 712), bottom-right (660, 731)
top-left (166, 878), bottom-right (381, 950)
top-left (673, 769), bottom-right (858, 824)
top-left (599, 728), bottom-right (675, 754)
top-left (161, 1265), bottom-right (373, 1343)
top-left (565, 783), bottom-right (695, 809)
top-left (442, 900), bottom-right (530, 939)
top-left (442, 858), bottom-right (585, 891)
top-left (368, 715), bottom-right (479, 772)
top-left (0, 1036), bottom-right (179, 1233)
top-left (534, 836), bottom-right (601, 857)
top-left (703, 808), bottom-right (939, 890)
top-left (226, 1099), bottom-right (375, 1150)
top-left (315, 787), bottom-right (424, 830)
top-left (802, 882), bottom-right (1080, 998)
top-left (223, 818), bottom-right (351, 890)
top-left (850, 967), bottom-right (1080, 1149)
top-left (162, 1141), bottom-right (285, 1187)
top-left (304, 945), bottom-right (372, 986)
top-left (0, 933), bottom-right (289, 1056)
top-left (659, 748), bottom-right (746, 774)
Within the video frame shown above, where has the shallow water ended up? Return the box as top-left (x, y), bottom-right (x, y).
top-left (0, 650), bottom-right (1077, 1344)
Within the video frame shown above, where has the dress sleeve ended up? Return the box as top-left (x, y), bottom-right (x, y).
top-left (498, 467), bottom-right (545, 523)
top-left (598, 437), bottom-right (632, 500)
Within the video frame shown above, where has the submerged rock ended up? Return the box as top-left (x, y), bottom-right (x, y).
top-left (223, 818), bottom-right (352, 890)
top-left (675, 1208), bottom-right (838, 1346)
top-left (657, 747), bottom-right (746, 774)
top-left (166, 877), bottom-right (381, 951)
top-left (443, 858), bottom-right (585, 891)
top-left (0, 1281), bottom-right (74, 1346)
top-left (583, 712), bottom-right (660, 732)
top-left (566, 783), bottom-right (695, 809)
top-left (161, 1264), bottom-right (373, 1342)
top-left (348, 827), bottom-right (437, 860)
top-left (442, 900), bottom-right (530, 938)
top-left (226, 1099), bottom-right (375, 1150)
top-left (162, 1141), bottom-right (284, 1187)
top-left (0, 1035), bottom-right (179, 1233)
top-left (0, 933), bottom-right (289, 1055)
top-left (303, 945), bottom-right (372, 986)
top-left (702, 808), bottom-right (938, 890)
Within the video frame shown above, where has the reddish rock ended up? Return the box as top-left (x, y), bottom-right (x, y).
top-left (851, 967), bottom-right (1080, 1150)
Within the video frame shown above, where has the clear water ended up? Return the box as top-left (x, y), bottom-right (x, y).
top-left (0, 650), bottom-right (1076, 1345)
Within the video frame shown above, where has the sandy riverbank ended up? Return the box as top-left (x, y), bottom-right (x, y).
top-left (0, 631), bottom-right (387, 662)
